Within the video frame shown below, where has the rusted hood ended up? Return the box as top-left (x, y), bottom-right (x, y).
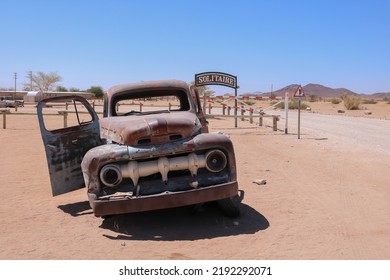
top-left (99, 112), bottom-right (202, 146)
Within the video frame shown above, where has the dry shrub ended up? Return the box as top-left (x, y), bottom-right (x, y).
top-left (343, 94), bottom-right (361, 110)
top-left (330, 98), bottom-right (341, 104)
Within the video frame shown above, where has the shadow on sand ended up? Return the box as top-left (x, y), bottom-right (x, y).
top-left (58, 191), bottom-right (269, 241)
top-left (58, 201), bottom-right (93, 217)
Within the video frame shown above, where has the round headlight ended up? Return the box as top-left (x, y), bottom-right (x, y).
top-left (205, 150), bottom-right (227, 173)
top-left (100, 164), bottom-right (122, 187)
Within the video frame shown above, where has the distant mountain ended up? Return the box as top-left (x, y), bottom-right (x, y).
top-left (244, 83), bottom-right (359, 98)
top-left (370, 92), bottom-right (390, 99)
top-left (304, 84), bottom-right (358, 98)
top-left (241, 83), bottom-right (390, 99)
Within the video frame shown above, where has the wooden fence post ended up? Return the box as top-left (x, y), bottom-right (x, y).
top-left (241, 106), bottom-right (245, 121)
top-left (1, 109), bottom-right (10, 129)
top-left (222, 104), bottom-right (226, 115)
top-left (208, 103), bottom-right (212, 115)
top-left (227, 106), bottom-right (231, 116)
top-left (249, 108), bottom-right (253, 124)
top-left (272, 115), bottom-right (279, 131)
top-left (58, 111), bottom-right (68, 128)
top-left (140, 103), bottom-right (143, 112)
top-left (259, 115), bottom-right (263, 126)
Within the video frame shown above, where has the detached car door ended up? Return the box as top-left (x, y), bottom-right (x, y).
top-left (190, 85), bottom-right (209, 133)
top-left (37, 96), bottom-right (103, 196)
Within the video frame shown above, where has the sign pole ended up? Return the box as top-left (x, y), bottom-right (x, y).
top-left (298, 99), bottom-right (301, 139)
top-left (284, 92), bottom-right (289, 134)
top-left (234, 87), bottom-right (237, 128)
top-left (293, 84), bottom-right (305, 140)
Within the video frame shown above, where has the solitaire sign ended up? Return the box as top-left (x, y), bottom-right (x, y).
top-left (293, 84), bottom-right (305, 98)
top-left (195, 71), bottom-right (238, 127)
top-left (195, 72), bottom-right (237, 89)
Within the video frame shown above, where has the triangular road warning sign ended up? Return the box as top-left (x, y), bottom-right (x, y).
top-left (293, 84), bottom-right (305, 97)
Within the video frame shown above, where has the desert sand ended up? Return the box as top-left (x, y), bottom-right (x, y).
top-left (0, 101), bottom-right (389, 259)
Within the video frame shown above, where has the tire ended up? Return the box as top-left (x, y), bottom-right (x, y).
top-left (217, 196), bottom-right (241, 217)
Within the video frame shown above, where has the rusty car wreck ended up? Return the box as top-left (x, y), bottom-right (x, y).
top-left (37, 80), bottom-right (240, 217)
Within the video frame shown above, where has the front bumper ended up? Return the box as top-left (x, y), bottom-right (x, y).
top-left (88, 181), bottom-right (238, 217)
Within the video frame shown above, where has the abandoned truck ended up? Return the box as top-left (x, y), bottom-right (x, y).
top-left (37, 80), bottom-right (240, 217)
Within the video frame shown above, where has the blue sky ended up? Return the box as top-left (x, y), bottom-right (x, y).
top-left (0, 0), bottom-right (389, 94)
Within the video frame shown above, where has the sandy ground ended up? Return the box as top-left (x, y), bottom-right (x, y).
top-left (0, 101), bottom-right (389, 260)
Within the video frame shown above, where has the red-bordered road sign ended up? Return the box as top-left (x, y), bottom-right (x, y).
top-left (293, 84), bottom-right (305, 97)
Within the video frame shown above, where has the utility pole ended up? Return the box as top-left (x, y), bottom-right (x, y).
top-left (14, 72), bottom-right (17, 100)
top-left (28, 71), bottom-right (33, 90)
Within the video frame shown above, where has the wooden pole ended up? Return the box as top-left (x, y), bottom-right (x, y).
top-left (2, 111), bottom-right (7, 129)
top-left (58, 111), bottom-right (68, 128)
top-left (63, 112), bottom-right (68, 128)
top-left (272, 115), bottom-right (278, 131)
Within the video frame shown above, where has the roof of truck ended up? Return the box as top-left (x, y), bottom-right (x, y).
top-left (106, 80), bottom-right (190, 98)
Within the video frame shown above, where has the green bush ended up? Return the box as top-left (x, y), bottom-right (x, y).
top-left (309, 95), bottom-right (320, 102)
top-left (343, 94), bottom-right (361, 110)
top-left (270, 99), bottom-right (309, 110)
top-left (362, 99), bottom-right (377, 104)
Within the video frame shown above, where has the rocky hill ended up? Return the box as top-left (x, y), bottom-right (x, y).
top-left (244, 83), bottom-right (390, 99)
top-left (369, 92), bottom-right (390, 99)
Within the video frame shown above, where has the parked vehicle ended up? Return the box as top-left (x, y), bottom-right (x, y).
top-left (37, 80), bottom-right (240, 217)
top-left (0, 96), bottom-right (24, 107)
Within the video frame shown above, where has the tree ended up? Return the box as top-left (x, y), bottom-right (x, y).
top-left (56, 85), bottom-right (68, 92)
top-left (86, 86), bottom-right (104, 99)
top-left (68, 87), bottom-right (81, 92)
top-left (0, 87), bottom-right (14, 91)
top-left (23, 71), bottom-right (62, 95)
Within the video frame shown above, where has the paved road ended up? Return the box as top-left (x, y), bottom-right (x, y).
top-left (264, 109), bottom-right (390, 155)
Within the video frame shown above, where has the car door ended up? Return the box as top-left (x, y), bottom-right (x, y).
top-left (190, 85), bottom-right (209, 133)
top-left (37, 95), bottom-right (103, 196)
